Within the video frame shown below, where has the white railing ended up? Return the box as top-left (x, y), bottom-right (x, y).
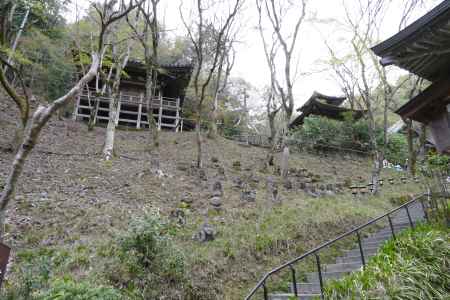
top-left (75, 87), bottom-right (184, 131)
top-left (80, 87), bottom-right (179, 109)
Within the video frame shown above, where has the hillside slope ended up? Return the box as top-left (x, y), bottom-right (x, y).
top-left (0, 99), bottom-right (424, 299)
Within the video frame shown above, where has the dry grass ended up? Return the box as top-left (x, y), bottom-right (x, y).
top-left (0, 108), bottom-right (424, 298)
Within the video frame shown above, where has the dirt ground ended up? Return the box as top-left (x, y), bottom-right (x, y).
top-left (0, 98), bottom-right (425, 298)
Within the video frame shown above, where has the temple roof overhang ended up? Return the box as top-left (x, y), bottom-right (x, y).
top-left (395, 76), bottom-right (450, 123)
top-left (371, 0), bottom-right (450, 82)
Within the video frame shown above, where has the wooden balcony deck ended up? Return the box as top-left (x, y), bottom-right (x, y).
top-left (73, 89), bottom-right (188, 131)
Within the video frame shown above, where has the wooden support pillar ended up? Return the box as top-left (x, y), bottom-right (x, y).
top-left (158, 94), bottom-right (163, 130)
top-left (92, 98), bottom-right (100, 126)
top-left (137, 93), bottom-right (143, 129)
top-left (180, 118), bottom-right (184, 132)
top-left (115, 92), bottom-right (122, 126)
top-left (73, 94), bottom-right (81, 120)
top-left (175, 97), bottom-right (180, 132)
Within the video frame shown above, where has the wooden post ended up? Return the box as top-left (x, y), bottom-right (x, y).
top-left (93, 98), bottom-right (100, 126)
top-left (175, 97), bottom-right (180, 132)
top-left (116, 92), bottom-right (122, 126)
top-left (73, 94), bottom-right (80, 120)
top-left (158, 93), bottom-right (163, 130)
top-left (137, 93), bottom-right (143, 129)
top-left (181, 118), bottom-right (184, 132)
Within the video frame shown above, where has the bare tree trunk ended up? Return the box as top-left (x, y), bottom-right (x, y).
top-left (406, 118), bottom-right (416, 177)
top-left (101, 13), bottom-right (131, 160)
top-left (196, 118), bottom-right (203, 168)
top-left (280, 146), bottom-right (289, 178)
top-left (4, 7), bottom-right (30, 73)
top-left (103, 90), bottom-right (120, 160)
top-left (87, 88), bottom-right (99, 131)
top-left (208, 67), bottom-right (223, 140)
top-left (0, 0), bottom-right (140, 240)
top-left (145, 62), bottom-right (159, 150)
top-left (264, 88), bottom-right (280, 166)
top-left (180, 0), bottom-right (242, 169)
top-left (10, 121), bottom-right (24, 152)
top-left (144, 63), bottom-right (162, 174)
top-left (0, 54), bottom-right (100, 239)
top-left (127, 0), bottom-right (161, 151)
top-left (256, 0), bottom-right (307, 173)
top-left (87, 98), bottom-right (98, 131)
top-left (406, 120), bottom-right (427, 177)
top-left (208, 47), bottom-right (233, 139)
top-left (266, 109), bottom-right (278, 166)
top-left (368, 111), bottom-right (382, 193)
top-left (405, 77), bottom-right (424, 177)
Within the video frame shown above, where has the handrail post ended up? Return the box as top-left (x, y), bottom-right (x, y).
top-left (315, 253), bottom-right (324, 299)
top-left (289, 265), bottom-right (298, 297)
top-left (405, 205), bottom-right (414, 228)
top-left (387, 214), bottom-right (396, 240)
top-left (262, 281), bottom-right (268, 300)
top-left (356, 231), bottom-right (366, 268)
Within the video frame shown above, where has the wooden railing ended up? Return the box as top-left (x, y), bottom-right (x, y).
top-left (75, 87), bottom-right (183, 130)
top-left (81, 88), bottom-right (179, 110)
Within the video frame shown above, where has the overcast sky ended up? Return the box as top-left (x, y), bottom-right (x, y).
top-left (65, 0), bottom-right (439, 113)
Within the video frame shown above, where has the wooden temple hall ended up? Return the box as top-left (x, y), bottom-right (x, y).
top-left (73, 60), bottom-right (193, 130)
top-left (372, 0), bottom-right (450, 153)
top-left (289, 91), bottom-right (366, 128)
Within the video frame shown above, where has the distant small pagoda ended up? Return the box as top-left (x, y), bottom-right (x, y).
top-left (289, 91), bottom-right (366, 128)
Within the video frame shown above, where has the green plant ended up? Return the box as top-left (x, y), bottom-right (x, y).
top-left (426, 151), bottom-right (450, 172)
top-left (384, 133), bottom-right (408, 165)
top-left (289, 116), bottom-right (372, 151)
top-left (101, 211), bottom-right (186, 298)
top-left (324, 223), bottom-right (450, 299)
top-left (37, 279), bottom-right (122, 300)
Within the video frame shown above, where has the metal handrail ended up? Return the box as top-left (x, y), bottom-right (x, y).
top-left (245, 193), bottom-right (428, 300)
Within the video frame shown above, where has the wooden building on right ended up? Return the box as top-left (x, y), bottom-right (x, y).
top-left (372, 0), bottom-right (450, 153)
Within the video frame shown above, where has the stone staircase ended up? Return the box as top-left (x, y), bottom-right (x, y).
top-left (269, 203), bottom-right (425, 300)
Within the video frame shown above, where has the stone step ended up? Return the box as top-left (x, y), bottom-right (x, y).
top-left (360, 222), bottom-right (414, 240)
top-left (344, 246), bottom-right (379, 258)
top-left (376, 224), bottom-right (411, 235)
top-left (364, 231), bottom-right (394, 240)
top-left (306, 270), bottom-right (351, 282)
top-left (362, 235), bottom-right (391, 244)
top-left (393, 219), bottom-right (420, 225)
top-left (262, 206), bottom-right (427, 300)
top-left (392, 215), bottom-right (424, 223)
top-left (324, 261), bottom-right (363, 272)
top-left (269, 293), bottom-right (320, 300)
top-left (288, 282), bottom-right (321, 294)
top-left (361, 239), bottom-right (389, 248)
top-left (336, 253), bottom-right (375, 264)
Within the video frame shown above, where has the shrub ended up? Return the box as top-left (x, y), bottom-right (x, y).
top-left (118, 211), bottom-right (185, 280)
top-left (102, 211), bottom-right (186, 298)
top-left (290, 116), bottom-right (409, 164)
top-left (384, 133), bottom-right (408, 165)
top-left (289, 116), bottom-right (371, 151)
top-left (426, 151), bottom-right (450, 173)
top-left (37, 279), bottom-right (122, 300)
